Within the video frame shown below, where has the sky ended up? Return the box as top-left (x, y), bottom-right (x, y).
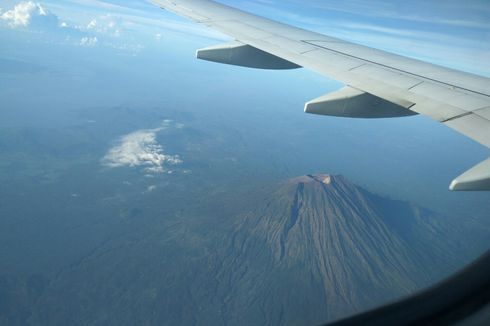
top-left (0, 0), bottom-right (489, 74)
top-left (0, 0), bottom-right (489, 213)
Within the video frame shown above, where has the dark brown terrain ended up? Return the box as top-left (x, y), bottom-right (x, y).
top-left (210, 174), bottom-right (457, 324)
top-left (3, 174), bottom-right (459, 326)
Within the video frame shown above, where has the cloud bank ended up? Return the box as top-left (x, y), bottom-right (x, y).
top-left (0, 1), bottom-right (58, 28)
top-left (102, 123), bottom-right (182, 174)
top-left (0, 1), bottom-right (99, 47)
top-left (0, 2), bottom-right (122, 49)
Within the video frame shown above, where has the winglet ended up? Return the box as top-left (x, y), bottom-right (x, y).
top-left (450, 157), bottom-right (490, 191)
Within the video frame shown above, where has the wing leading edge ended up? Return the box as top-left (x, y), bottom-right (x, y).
top-left (152, 0), bottom-right (490, 191)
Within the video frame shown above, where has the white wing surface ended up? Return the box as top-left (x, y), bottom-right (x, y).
top-left (152, 0), bottom-right (490, 191)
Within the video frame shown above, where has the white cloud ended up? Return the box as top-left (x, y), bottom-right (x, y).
top-left (45, 0), bottom-right (227, 41)
top-left (0, 2), bottom-right (127, 48)
top-left (87, 19), bottom-right (97, 29)
top-left (79, 36), bottom-right (98, 47)
top-left (145, 185), bottom-right (157, 193)
top-left (102, 122), bottom-right (182, 174)
top-left (78, 15), bottom-right (123, 39)
top-left (0, 1), bottom-right (50, 28)
top-left (0, 2), bottom-right (112, 50)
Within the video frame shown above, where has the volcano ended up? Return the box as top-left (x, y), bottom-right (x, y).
top-left (215, 174), bottom-right (457, 324)
top-left (25, 174), bottom-right (459, 326)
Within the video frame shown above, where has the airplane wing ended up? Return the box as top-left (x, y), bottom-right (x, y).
top-left (152, 0), bottom-right (490, 191)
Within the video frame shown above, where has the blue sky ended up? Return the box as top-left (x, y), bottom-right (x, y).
top-left (0, 0), bottom-right (489, 74)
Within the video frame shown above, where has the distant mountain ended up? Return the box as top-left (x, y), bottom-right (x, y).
top-left (212, 174), bottom-right (458, 325)
top-left (20, 174), bottom-right (459, 326)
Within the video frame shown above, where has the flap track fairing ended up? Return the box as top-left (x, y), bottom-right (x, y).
top-left (304, 86), bottom-right (417, 118)
top-left (196, 41), bottom-right (301, 70)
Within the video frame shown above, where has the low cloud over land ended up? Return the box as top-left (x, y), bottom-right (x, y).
top-left (102, 121), bottom-right (182, 174)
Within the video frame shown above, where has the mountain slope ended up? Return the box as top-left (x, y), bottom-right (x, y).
top-left (23, 174), bottom-right (459, 326)
top-left (213, 174), bottom-right (457, 324)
